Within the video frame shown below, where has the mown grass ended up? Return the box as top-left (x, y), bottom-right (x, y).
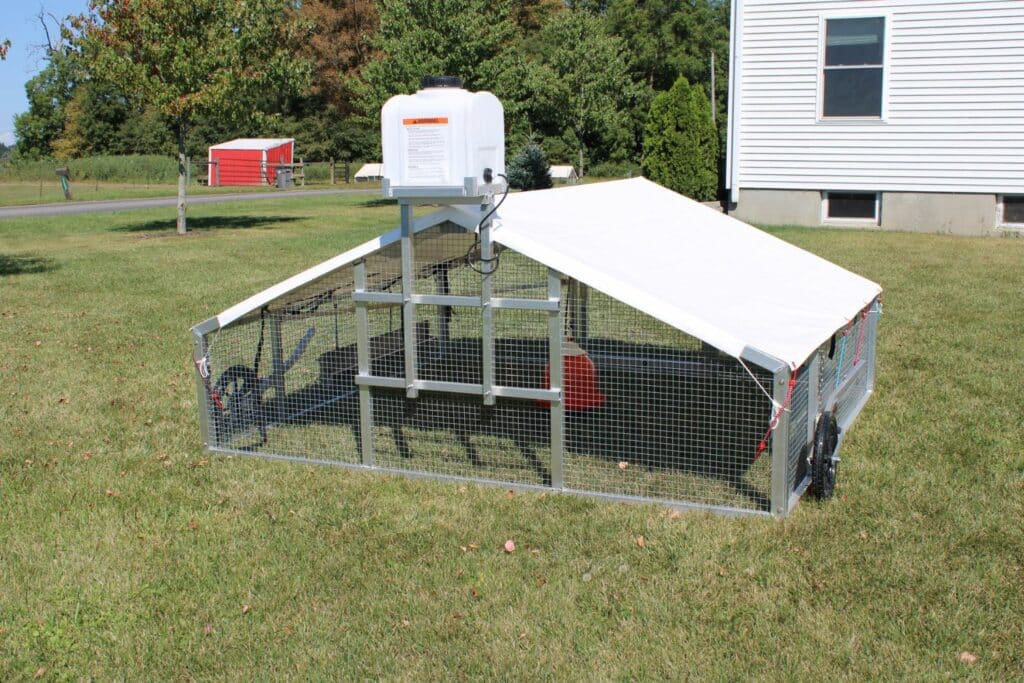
top-left (0, 197), bottom-right (1022, 679)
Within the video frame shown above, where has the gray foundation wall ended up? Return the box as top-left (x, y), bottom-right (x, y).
top-left (730, 189), bottom-right (1002, 236)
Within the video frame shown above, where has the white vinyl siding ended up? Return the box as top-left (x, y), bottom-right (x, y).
top-left (729, 0), bottom-right (1024, 194)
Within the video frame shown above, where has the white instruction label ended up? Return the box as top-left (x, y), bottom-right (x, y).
top-left (403, 117), bottom-right (450, 184)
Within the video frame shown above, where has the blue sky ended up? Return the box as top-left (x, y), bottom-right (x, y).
top-left (0, 1), bottom-right (88, 145)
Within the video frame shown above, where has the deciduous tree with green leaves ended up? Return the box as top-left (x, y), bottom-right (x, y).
top-left (642, 76), bottom-right (718, 201)
top-left (76, 0), bottom-right (310, 234)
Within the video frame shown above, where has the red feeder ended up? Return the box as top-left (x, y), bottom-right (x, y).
top-left (539, 340), bottom-right (605, 411)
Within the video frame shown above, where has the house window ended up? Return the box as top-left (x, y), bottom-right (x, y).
top-left (999, 195), bottom-right (1024, 226)
top-left (823, 17), bottom-right (885, 118)
top-left (823, 192), bottom-right (879, 223)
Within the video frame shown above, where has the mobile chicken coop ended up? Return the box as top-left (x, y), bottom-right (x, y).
top-left (192, 79), bottom-right (880, 517)
top-left (192, 177), bottom-right (881, 517)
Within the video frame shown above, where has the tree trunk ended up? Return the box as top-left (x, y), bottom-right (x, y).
top-left (176, 129), bottom-right (188, 235)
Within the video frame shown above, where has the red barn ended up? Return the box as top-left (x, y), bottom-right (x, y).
top-left (207, 138), bottom-right (295, 187)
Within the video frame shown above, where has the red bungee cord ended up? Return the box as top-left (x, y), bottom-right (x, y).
top-left (754, 367), bottom-right (799, 459)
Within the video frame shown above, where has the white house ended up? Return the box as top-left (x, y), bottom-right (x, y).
top-left (726, 0), bottom-right (1024, 234)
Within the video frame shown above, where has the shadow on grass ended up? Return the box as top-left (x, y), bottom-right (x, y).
top-left (113, 215), bottom-right (303, 233)
top-left (357, 198), bottom-right (397, 208)
top-left (0, 253), bottom-right (58, 276)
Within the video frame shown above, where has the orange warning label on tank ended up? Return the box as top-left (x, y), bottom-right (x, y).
top-left (402, 117), bottom-right (449, 125)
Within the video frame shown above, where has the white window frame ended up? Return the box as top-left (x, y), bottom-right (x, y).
top-left (821, 191), bottom-right (881, 226)
top-left (817, 13), bottom-right (891, 123)
top-left (997, 194), bottom-right (1024, 230)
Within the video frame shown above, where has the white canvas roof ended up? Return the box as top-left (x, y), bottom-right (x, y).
top-left (209, 138), bottom-right (294, 151)
top-left (355, 163), bottom-right (384, 178)
top-left (204, 178), bottom-right (881, 370)
top-left (549, 165), bottom-right (577, 179)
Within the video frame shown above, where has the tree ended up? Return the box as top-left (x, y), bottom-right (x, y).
top-left (642, 76), bottom-right (717, 200)
top-left (76, 1), bottom-right (310, 234)
top-left (354, 0), bottom-right (521, 135)
top-left (0, 39), bottom-right (9, 60)
top-left (507, 143), bottom-right (553, 191)
top-left (13, 51), bottom-right (82, 159)
top-left (522, 11), bottom-right (643, 170)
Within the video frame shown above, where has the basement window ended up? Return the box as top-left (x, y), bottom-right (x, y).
top-left (823, 192), bottom-right (879, 224)
top-left (998, 195), bottom-right (1024, 227)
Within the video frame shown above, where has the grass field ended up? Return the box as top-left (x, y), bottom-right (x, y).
top-left (1, 195), bottom-right (1022, 679)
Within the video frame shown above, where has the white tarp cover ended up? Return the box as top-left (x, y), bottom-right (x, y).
top-left (487, 178), bottom-right (880, 368)
top-left (206, 178), bottom-right (880, 370)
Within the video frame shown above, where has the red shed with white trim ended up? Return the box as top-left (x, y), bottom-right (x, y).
top-left (208, 138), bottom-right (294, 187)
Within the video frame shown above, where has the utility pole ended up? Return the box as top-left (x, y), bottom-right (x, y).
top-left (710, 50), bottom-right (717, 123)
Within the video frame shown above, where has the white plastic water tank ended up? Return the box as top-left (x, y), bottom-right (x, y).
top-left (381, 76), bottom-right (504, 199)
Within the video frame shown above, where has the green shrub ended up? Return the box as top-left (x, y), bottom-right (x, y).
top-left (586, 161), bottom-right (642, 179)
top-left (507, 143), bottom-right (553, 191)
top-left (0, 154), bottom-right (179, 183)
top-left (641, 77), bottom-right (718, 200)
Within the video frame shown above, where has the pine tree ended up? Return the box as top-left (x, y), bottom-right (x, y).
top-left (507, 143), bottom-right (553, 191)
top-left (641, 76), bottom-right (718, 200)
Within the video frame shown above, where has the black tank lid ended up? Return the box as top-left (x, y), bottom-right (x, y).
top-left (421, 75), bottom-right (463, 89)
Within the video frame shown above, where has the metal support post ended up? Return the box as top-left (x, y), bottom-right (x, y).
top-left (480, 200), bottom-right (496, 406)
top-left (807, 353), bottom-right (820, 446)
top-left (269, 315), bottom-right (286, 420)
top-left (400, 202), bottom-right (419, 399)
top-left (193, 331), bottom-right (212, 448)
top-left (354, 260), bottom-right (375, 466)
top-left (548, 270), bottom-right (564, 489)
top-left (436, 266), bottom-right (451, 358)
top-left (770, 367), bottom-right (792, 517)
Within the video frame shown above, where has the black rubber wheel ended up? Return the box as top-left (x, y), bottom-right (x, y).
top-left (212, 365), bottom-right (262, 442)
top-left (810, 411), bottom-right (840, 499)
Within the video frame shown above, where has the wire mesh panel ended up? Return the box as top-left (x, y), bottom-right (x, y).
top-left (202, 264), bottom-right (364, 464)
top-left (787, 362), bottom-right (811, 494)
top-left (561, 288), bottom-right (775, 513)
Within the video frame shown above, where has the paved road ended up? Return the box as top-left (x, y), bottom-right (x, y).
top-left (0, 188), bottom-right (378, 220)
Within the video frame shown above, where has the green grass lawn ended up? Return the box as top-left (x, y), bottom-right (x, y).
top-left (1, 196), bottom-right (1022, 679)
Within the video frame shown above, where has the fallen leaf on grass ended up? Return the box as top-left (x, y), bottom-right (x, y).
top-left (33, 341), bottom-right (41, 347)
top-left (203, 624), bottom-right (213, 636)
top-left (104, 489), bottom-right (119, 497)
top-left (187, 519), bottom-right (198, 531)
top-left (241, 604), bottom-right (251, 615)
top-left (503, 540), bottom-right (516, 553)
top-left (959, 651), bottom-right (978, 665)
top-left (57, 396), bottom-right (68, 404)
top-left (452, 612), bottom-right (464, 619)
top-left (470, 589), bottom-right (480, 600)
top-left (505, 490), bottom-right (515, 498)
top-left (467, 543), bottom-right (479, 551)
top-left (34, 667), bottom-right (46, 679)
top-left (636, 535), bottom-right (646, 548)
top-left (81, 452), bottom-right (91, 461)
top-left (535, 578), bottom-right (546, 587)
top-left (859, 530), bottom-right (869, 540)
top-left (401, 619), bottom-right (410, 627)
top-left (618, 461), bottom-right (628, 470)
